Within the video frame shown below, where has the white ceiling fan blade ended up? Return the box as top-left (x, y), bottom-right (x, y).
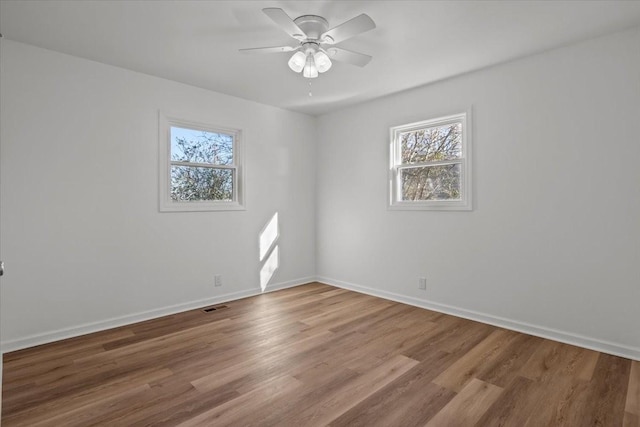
top-left (262, 8), bottom-right (307, 41)
top-left (325, 47), bottom-right (372, 67)
top-left (321, 14), bottom-right (375, 44)
top-left (239, 46), bottom-right (298, 54)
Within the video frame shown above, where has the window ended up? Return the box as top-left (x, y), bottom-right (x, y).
top-left (159, 114), bottom-right (244, 212)
top-left (389, 112), bottom-right (471, 210)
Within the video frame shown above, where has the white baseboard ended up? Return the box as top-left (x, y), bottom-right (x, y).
top-left (0, 277), bottom-right (315, 353)
top-left (317, 276), bottom-right (640, 361)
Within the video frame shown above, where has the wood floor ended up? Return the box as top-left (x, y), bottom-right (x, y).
top-left (2, 283), bottom-right (638, 426)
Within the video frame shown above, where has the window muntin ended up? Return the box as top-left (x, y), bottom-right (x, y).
top-left (390, 112), bottom-right (471, 210)
top-left (159, 115), bottom-right (244, 212)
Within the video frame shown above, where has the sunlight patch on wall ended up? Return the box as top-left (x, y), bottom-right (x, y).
top-left (259, 212), bottom-right (279, 261)
top-left (260, 245), bottom-right (279, 292)
top-left (259, 212), bottom-right (279, 291)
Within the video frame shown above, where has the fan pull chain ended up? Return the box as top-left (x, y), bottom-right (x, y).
top-left (309, 82), bottom-right (313, 97)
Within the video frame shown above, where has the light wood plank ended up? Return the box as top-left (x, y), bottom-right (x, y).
top-left (432, 329), bottom-right (518, 392)
top-left (520, 338), bottom-right (600, 382)
top-left (177, 375), bottom-right (302, 427)
top-left (290, 354), bottom-right (419, 426)
top-left (475, 376), bottom-right (537, 426)
top-left (328, 351), bottom-right (458, 427)
top-left (425, 378), bottom-right (503, 427)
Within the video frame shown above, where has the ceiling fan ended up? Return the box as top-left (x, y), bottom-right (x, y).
top-left (239, 8), bottom-right (376, 78)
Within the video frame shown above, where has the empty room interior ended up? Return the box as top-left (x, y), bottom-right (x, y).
top-left (0, 1), bottom-right (639, 425)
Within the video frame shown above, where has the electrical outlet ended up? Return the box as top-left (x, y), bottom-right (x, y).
top-left (214, 275), bottom-right (222, 287)
top-left (418, 277), bottom-right (427, 290)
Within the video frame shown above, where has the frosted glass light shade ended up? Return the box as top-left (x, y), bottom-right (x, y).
top-left (287, 51), bottom-right (306, 73)
top-left (303, 54), bottom-right (318, 78)
top-left (314, 51), bottom-right (332, 73)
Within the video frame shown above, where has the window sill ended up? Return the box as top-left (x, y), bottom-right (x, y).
top-left (388, 200), bottom-right (472, 211)
top-left (159, 201), bottom-right (246, 212)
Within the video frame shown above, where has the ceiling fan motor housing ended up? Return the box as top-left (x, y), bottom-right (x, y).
top-left (302, 42), bottom-right (320, 55)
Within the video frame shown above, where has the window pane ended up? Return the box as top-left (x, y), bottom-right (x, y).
top-left (170, 126), bottom-right (233, 165)
top-left (401, 164), bottom-right (461, 201)
top-left (401, 122), bottom-right (461, 164)
top-left (171, 166), bottom-right (233, 201)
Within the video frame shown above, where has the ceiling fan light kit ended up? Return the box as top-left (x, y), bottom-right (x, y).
top-left (240, 8), bottom-right (376, 79)
top-left (290, 42), bottom-right (332, 78)
top-left (314, 50), bottom-right (332, 73)
top-left (288, 51), bottom-right (306, 73)
top-left (303, 53), bottom-right (319, 78)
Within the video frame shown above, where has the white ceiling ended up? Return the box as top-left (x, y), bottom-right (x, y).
top-left (1, 1), bottom-right (640, 116)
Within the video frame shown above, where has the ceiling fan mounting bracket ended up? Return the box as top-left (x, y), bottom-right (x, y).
top-left (293, 15), bottom-right (329, 41)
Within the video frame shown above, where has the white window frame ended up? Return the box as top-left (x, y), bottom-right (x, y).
top-left (389, 111), bottom-right (472, 211)
top-left (159, 113), bottom-right (245, 212)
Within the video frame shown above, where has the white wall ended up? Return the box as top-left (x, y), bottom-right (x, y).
top-left (0, 40), bottom-right (316, 349)
top-left (316, 27), bottom-right (640, 357)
